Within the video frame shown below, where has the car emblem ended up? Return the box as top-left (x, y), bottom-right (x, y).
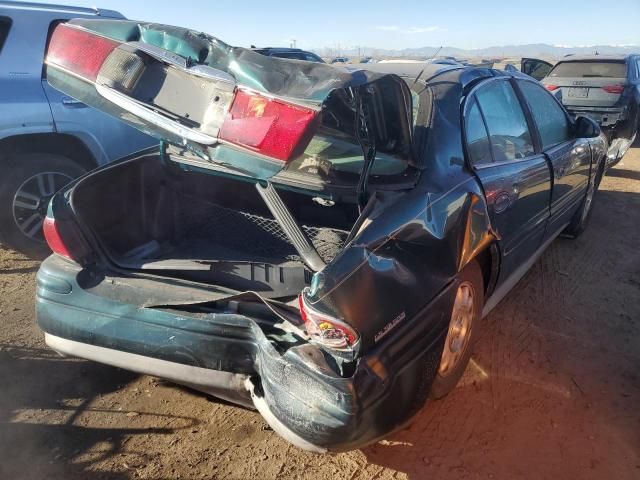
top-left (572, 81), bottom-right (587, 86)
top-left (374, 311), bottom-right (406, 343)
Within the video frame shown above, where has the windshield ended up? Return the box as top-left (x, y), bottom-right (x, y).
top-left (549, 61), bottom-right (627, 78)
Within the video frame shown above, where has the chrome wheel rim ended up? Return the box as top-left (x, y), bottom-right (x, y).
top-left (12, 171), bottom-right (73, 241)
top-left (438, 282), bottom-right (475, 376)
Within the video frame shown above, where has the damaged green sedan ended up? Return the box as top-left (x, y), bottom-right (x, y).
top-left (37, 19), bottom-right (607, 451)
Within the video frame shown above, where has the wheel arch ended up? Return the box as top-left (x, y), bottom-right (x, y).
top-left (472, 242), bottom-right (500, 299)
top-left (457, 192), bottom-right (501, 299)
top-left (0, 133), bottom-right (98, 172)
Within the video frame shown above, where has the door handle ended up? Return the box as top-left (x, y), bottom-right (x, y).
top-left (61, 97), bottom-right (86, 108)
top-left (493, 191), bottom-right (511, 214)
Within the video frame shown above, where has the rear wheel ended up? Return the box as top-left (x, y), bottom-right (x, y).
top-left (430, 260), bottom-right (484, 399)
top-left (0, 153), bottom-right (85, 258)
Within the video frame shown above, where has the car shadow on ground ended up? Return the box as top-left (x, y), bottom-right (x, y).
top-left (0, 265), bottom-right (40, 275)
top-left (0, 344), bottom-right (200, 480)
top-left (604, 168), bottom-right (640, 181)
top-left (360, 186), bottom-right (640, 479)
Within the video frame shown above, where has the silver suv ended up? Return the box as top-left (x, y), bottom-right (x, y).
top-left (541, 54), bottom-right (640, 162)
top-left (0, 1), bottom-right (155, 256)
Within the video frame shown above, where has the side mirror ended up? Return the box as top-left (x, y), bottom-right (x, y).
top-left (574, 115), bottom-right (601, 138)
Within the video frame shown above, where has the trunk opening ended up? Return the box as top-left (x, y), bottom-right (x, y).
top-left (71, 153), bottom-right (359, 298)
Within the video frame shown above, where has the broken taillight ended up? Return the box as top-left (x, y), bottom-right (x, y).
top-left (43, 216), bottom-right (73, 260)
top-left (601, 84), bottom-right (625, 94)
top-left (47, 23), bottom-right (119, 81)
top-left (299, 293), bottom-right (359, 351)
top-left (219, 90), bottom-right (317, 162)
top-left (545, 84), bottom-right (559, 91)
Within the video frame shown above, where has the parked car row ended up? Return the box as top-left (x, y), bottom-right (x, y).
top-left (36, 17), bottom-right (608, 452)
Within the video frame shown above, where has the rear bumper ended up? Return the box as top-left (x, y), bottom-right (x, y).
top-left (566, 106), bottom-right (628, 129)
top-left (36, 255), bottom-right (452, 451)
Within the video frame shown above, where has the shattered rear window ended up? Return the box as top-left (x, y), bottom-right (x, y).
top-left (283, 83), bottom-right (425, 183)
top-left (549, 61), bottom-right (627, 78)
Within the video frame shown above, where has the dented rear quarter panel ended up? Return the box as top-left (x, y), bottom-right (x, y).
top-left (306, 77), bottom-right (496, 352)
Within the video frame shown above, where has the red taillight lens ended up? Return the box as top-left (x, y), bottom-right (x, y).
top-left (43, 217), bottom-right (73, 260)
top-left (299, 294), bottom-right (358, 351)
top-left (601, 84), bottom-right (625, 94)
top-left (47, 23), bottom-right (119, 81)
top-left (545, 84), bottom-right (559, 91)
top-left (219, 90), bottom-right (316, 162)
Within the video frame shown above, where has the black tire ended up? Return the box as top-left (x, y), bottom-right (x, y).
top-left (563, 160), bottom-right (603, 239)
top-left (430, 260), bottom-right (484, 399)
top-left (0, 153), bottom-right (85, 258)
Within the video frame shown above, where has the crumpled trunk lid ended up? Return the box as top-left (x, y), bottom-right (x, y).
top-left (45, 19), bottom-right (415, 182)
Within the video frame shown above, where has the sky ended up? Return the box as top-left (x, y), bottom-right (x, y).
top-left (28, 0), bottom-right (640, 51)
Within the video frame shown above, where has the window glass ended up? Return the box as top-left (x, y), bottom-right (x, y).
top-left (273, 52), bottom-right (305, 60)
top-left (303, 53), bottom-right (323, 63)
top-left (519, 81), bottom-right (571, 149)
top-left (475, 81), bottom-right (534, 161)
top-left (549, 61), bottom-right (627, 78)
top-left (465, 98), bottom-right (492, 165)
top-left (0, 16), bottom-right (11, 54)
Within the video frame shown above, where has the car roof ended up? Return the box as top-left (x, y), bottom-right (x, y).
top-left (0, 1), bottom-right (123, 17)
top-left (557, 54), bottom-right (635, 62)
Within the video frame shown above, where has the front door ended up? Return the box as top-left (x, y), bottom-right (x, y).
top-left (464, 78), bottom-right (552, 282)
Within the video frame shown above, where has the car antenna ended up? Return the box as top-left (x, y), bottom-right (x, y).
top-left (414, 45), bottom-right (442, 84)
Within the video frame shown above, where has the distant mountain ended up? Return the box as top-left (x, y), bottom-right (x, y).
top-left (317, 43), bottom-right (639, 60)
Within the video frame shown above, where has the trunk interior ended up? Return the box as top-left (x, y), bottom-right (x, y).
top-left (71, 153), bottom-right (359, 298)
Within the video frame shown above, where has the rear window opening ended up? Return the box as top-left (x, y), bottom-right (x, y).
top-left (282, 77), bottom-right (416, 183)
top-left (549, 61), bottom-right (627, 78)
top-left (71, 153), bottom-right (360, 299)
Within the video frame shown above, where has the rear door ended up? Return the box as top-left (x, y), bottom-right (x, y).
top-left (516, 79), bottom-right (592, 237)
top-left (464, 78), bottom-right (551, 282)
top-left (521, 58), bottom-right (553, 81)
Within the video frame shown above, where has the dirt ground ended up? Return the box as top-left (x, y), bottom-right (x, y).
top-left (1, 147), bottom-right (639, 480)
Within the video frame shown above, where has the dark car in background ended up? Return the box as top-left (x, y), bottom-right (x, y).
top-left (252, 47), bottom-right (324, 63)
top-left (542, 55), bottom-right (640, 162)
top-left (37, 19), bottom-right (606, 452)
top-left (0, 1), bottom-right (156, 257)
